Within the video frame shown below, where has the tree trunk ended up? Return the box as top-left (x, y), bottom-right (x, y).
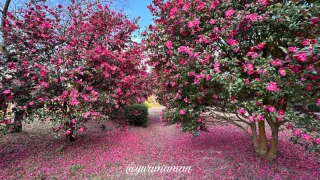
top-left (13, 110), bottom-right (23, 132)
top-left (258, 120), bottom-right (267, 157)
top-left (65, 129), bottom-right (76, 143)
top-left (1, 0), bottom-right (12, 54)
top-left (265, 116), bottom-right (280, 161)
top-left (266, 128), bottom-right (279, 160)
top-left (250, 122), bottom-right (259, 154)
top-left (65, 122), bottom-right (76, 143)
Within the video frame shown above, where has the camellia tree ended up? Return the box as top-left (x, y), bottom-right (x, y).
top-left (146, 0), bottom-right (320, 160)
top-left (1, 1), bottom-right (152, 141)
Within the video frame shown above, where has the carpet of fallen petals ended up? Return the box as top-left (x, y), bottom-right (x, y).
top-left (0, 107), bottom-right (319, 179)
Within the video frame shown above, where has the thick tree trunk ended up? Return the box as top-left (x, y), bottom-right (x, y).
top-left (250, 122), bottom-right (259, 154)
top-left (13, 110), bottom-right (23, 132)
top-left (265, 116), bottom-right (280, 161)
top-left (266, 128), bottom-right (279, 160)
top-left (258, 120), bottom-right (267, 157)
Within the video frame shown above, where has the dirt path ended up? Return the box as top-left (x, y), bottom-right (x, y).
top-left (0, 107), bottom-right (319, 179)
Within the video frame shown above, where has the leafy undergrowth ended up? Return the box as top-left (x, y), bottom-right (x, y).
top-left (0, 108), bottom-right (319, 179)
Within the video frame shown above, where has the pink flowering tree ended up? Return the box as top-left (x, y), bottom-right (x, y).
top-left (146, 0), bottom-right (320, 160)
top-left (1, 1), bottom-right (152, 141)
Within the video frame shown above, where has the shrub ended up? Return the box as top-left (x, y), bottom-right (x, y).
top-left (124, 104), bottom-right (148, 126)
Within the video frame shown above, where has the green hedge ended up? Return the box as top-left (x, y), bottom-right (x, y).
top-left (124, 104), bottom-right (148, 126)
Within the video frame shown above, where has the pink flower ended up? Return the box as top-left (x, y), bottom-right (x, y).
top-left (246, 13), bottom-right (258, 21)
top-left (242, 63), bottom-right (255, 75)
top-left (180, 58), bottom-right (187, 65)
top-left (257, 43), bottom-right (265, 49)
top-left (262, 105), bottom-right (268, 110)
top-left (278, 110), bottom-right (285, 116)
top-left (86, 86), bottom-right (93, 91)
top-left (314, 138), bottom-right (320, 144)
top-left (3, 89), bottom-right (10, 94)
top-left (258, 0), bottom-right (269, 5)
top-left (81, 94), bottom-right (89, 102)
top-left (40, 81), bottom-right (49, 88)
top-left (248, 116), bottom-right (255, 123)
top-left (238, 108), bottom-right (246, 115)
top-left (288, 46), bottom-right (297, 53)
top-left (29, 101), bottom-right (34, 106)
top-left (317, 98), bottom-right (320, 106)
top-left (256, 114), bottom-right (264, 121)
top-left (286, 123), bottom-right (292, 129)
top-left (266, 82), bottom-right (278, 92)
top-left (62, 90), bottom-right (68, 98)
top-left (225, 7), bottom-right (235, 17)
top-left (40, 70), bottom-right (48, 77)
top-left (187, 21), bottom-right (194, 28)
top-left (65, 129), bottom-right (71, 135)
top-left (247, 51), bottom-right (258, 59)
top-left (79, 127), bottom-right (84, 133)
top-left (270, 59), bottom-right (282, 66)
top-left (210, 0), bottom-right (219, 9)
top-left (268, 106), bottom-right (276, 112)
top-left (60, 76), bottom-right (66, 82)
top-left (184, 97), bottom-right (190, 103)
top-left (214, 61), bottom-right (220, 73)
top-left (196, 2), bottom-right (205, 10)
top-left (309, 17), bottom-right (320, 24)
top-left (301, 134), bottom-right (311, 142)
top-left (279, 68), bottom-right (286, 76)
top-left (293, 52), bottom-right (307, 62)
top-left (206, 75), bottom-right (212, 81)
top-left (6, 12), bottom-right (12, 17)
top-left (209, 19), bottom-right (215, 24)
top-left (294, 129), bottom-right (301, 136)
top-left (187, 18), bottom-right (200, 28)
top-left (166, 40), bottom-right (173, 49)
top-left (182, 4), bottom-right (190, 11)
top-left (212, 94), bottom-right (218, 99)
top-left (179, 109), bottom-right (186, 115)
top-left (70, 99), bottom-right (80, 106)
top-left (57, 4), bottom-right (63, 8)
top-left (178, 46), bottom-right (187, 53)
top-left (302, 39), bottom-right (310, 46)
top-left (170, 7), bottom-right (177, 17)
top-left (193, 18), bottom-right (200, 27)
top-left (226, 38), bottom-right (238, 46)
top-left (8, 62), bottom-right (16, 70)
